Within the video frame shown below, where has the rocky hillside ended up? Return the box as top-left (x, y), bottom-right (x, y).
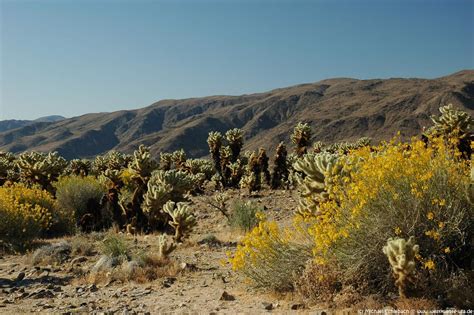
top-left (0, 71), bottom-right (472, 159)
top-left (0, 115), bottom-right (65, 133)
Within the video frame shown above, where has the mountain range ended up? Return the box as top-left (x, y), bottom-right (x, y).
top-left (0, 70), bottom-right (472, 159)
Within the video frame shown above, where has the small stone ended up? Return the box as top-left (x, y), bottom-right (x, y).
top-left (70, 256), bottom-right (87, 265)
top-left (87, 284), bottom-right (98, 292)
top-left (262, 302), bottom-right (273, 310)
top-left (290, 303), bottom-right (305, 310)
top-left (162, 277), bottom-right (176, 288)
top-left (15, 272), bottom-right (25, 282)
top-left (219, 291), bottom-right (235, 301)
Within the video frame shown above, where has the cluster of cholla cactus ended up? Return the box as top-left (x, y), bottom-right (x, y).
top-left (142, 169), bottom-right (202, 226)
top-left (66, 159), bottom-right (92, 176)
top-left (0, 152), bottom-right (17, 185)
top-left (207, 128), bottom-right (245, 187)
top-left (92, 151), bottom-right (130, 176)
top-left (162, 201), bottom-right (196, 242)
top-left (424, 104), bottom-right (473, 158)
top-left (240, 151), bottom-right (261, 193)
top-left (293, 152), bottom-right (344, 217)
top-left (16, 151), bottom-right (67, 191)
top-left (291, 122), bottom-right (312, 157)
top-left (382, 236), bottom-right (419, 298)
top-left (239, 148), bottom-right (271, 193)
top-left (207, 131), bottom-right (223, 175)
top-left (312, 137), bottom-right (372, 154)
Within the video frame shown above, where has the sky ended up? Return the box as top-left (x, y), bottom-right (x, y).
top-left (0, 0), bottom-right (473, 120)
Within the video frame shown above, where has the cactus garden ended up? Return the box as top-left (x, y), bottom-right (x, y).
top-left (0, 104), bottom-right (472, 313)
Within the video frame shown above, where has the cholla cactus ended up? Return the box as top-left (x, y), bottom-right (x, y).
top-left (293, 152), bottom-right (342, 217)
top-left (16, 151), bottom-right (67, 189)
top-left (159, 152), bottom-right (173, 171)
top-left (162, 201), bottom-right (196, 242)
top-left (142, 181), bottom-right (172, 224)
top-left (257, 148), bottom-right (270, 185)
top-left (425, 104), bottom-right (474, 158)
top-left (240, 152), bottom-right (261, 193)
top-left (382, 236), bottom-right (420, 298)
top-left (0, 152), bottom-right (17, 185)
top-left (291, 122), bottom-right (312, 157)
top-left (228, 160), bottom-right (244, 187)
top-left (185, 159), bottom-right (215, 180)
top-left (426, 104), bottom-right (473, 139)
top-left (271, 142), bottom-right (289, 189)
top-left (128, 145), bottom-right (157, 186)
top-left (356, 137), bottom-right (372, 148)
top-left (312, 141), bottom-right (325, 153)
top-left (225, 128), bottom-right (244, 162)
top-left (147, 169), bottom-right (197, 201)
top-left (66, 159), bottom-right (92, 176)
top-left (207, 131), bottom-right (223, 175)
top-left (157, 234), bottom-right (176, 259)
top-left (220, 146), bottom-right (233, 186)
top-left (172, 149), bottom-right (187, 170)
top-left (92, 151), bottom-right (129, 176)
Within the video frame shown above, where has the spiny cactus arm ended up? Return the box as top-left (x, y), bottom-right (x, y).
top-left (382, 236), bottom-right (419, 298)
top-left (162, 201), bottom-right (196, 241)
top-left (157, 234), bottom-right (176, 258)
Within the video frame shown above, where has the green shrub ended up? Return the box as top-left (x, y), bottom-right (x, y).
top-left (100, 233), bottom-right (130, 259)
top-left (55, 175), bottom-right (108, 227)
top-left (230, 201), bottom-right (262, 232)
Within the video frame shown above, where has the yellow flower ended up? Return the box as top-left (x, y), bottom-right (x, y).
top-left (424, 259), bottom-right (436, 270)
top-left (444, 247), bottom-right (451, 254)
top-left (394, 227), bottom-right (401, 235)
top-left (427, 212), bottom-right (434, 220)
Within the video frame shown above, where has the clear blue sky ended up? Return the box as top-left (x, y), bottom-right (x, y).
top-left (1, 0), bottom-right (473, 120)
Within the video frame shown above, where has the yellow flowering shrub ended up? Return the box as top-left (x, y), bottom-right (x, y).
top-left (306, 137), bottom-right (472, 294)
top-left (228, 214), bottom-right (312, 291)
top-left (0, 184), bottom-right (56, 249)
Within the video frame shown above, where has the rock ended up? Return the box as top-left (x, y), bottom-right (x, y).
top-left (219, 291), bottom-right (235, 301)
top-left (87, 284), bottom-right (98, 292)
top-left (262, 302), bottom-right (273, 310)
top-left (179, 262), bottom-right (198, 271)
top-left (14, 272), bottom-right (25, 282)
top-left (162, 277), bottom-right (176, 288)
top-left (290, 303), bottom-right (305, 310)
top-left (70, 256), bottom-right (87, 265)
top-left (30, 289), bottom-right (54, 299)
top-left (92, 255), bottom-right (120, 273)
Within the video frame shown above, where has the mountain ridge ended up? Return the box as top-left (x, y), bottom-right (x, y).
top-left (1, 70), bottom-right (473, 159)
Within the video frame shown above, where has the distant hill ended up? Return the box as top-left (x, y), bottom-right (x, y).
top-left (0, 71), bottom-right (472, 159)
top-left (0, 115), bottom-right (65, 133)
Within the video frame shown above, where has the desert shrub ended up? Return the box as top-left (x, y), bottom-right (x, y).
top-left (229, 201), bottom-right (261, 232)
top-left (305, 137), bottom-right (473, 299)
top-left (0, 184), bottom-right (72, 248)
top-left (70, 233), bottom-right (97, 256)
top-left (31, 242), bottom-right (71, 266)
top-left (100, 233), bottom-right (130, 259)
top-left (228, 216), bottom-right (313, 291)
top-left (295, 259), bottom-right (343, 303)
top-left (55, 175), bottom-right (108, 229)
